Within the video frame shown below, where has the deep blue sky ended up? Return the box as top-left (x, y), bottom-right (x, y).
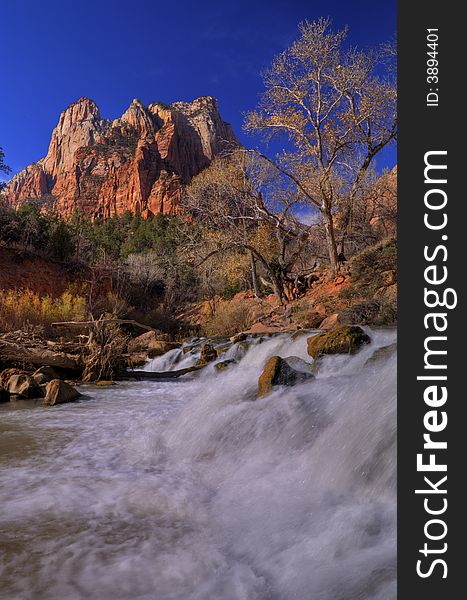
top-left (1, 0), bottom-right (396, 179)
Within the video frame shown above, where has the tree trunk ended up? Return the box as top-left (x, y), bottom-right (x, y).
top-left (51, 319), bottom-right (158, 332)
top-left (249, 251), bottom-right (262, 298)
top-left (338, 201), bottom-right (352, 257)
top-left (322, 207), bottom-right (339, 275)
top-left (337, 183), bottom-right (360, 257)
top-left (270, 271), bottom-right (284, 304)
top-left (259, 271), bottom-right (284, 304)
top-left (338, 154), bottom-right (375, 256)
top-left (245, 246), bottom-right (284, 304)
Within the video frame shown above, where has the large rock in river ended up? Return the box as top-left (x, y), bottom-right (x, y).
top-left (0, 368), bottom-right (21, 389)
top-left (307, 325), bottom-right (370, 360)
top-left (196, 343), bottom-right (218, 366)
top-left (44, 379), bottom-right (81, 406)
top-left (258, 355), bottom-right (314, 398)
top-left (6, 373), bottom-right (43, 398)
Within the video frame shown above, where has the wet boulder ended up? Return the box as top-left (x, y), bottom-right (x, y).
top-left (258, 355), bottom-right (314, 398)
top-left (196, 343), bottom-right (218, 366)
top-left (0, 387), bottom-right (9, 402)
top-left (32, 366), bottom-right (60, 385)
top-left (147, 341), bottom-right (181, 359)
top-left (6, 373), bottom-right (43, 399)
top-left (307, 325), bottom-right (370, 360)
top-left (44, 379), bottom-right (81, 406)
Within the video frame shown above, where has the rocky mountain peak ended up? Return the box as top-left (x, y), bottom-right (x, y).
top-left (3, 96), bottom-right (237, 220)
top-left (63, 97), bottom-right (100, 121)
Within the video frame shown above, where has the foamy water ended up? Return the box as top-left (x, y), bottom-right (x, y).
top-left (0, 329), bottom-right (396, 600)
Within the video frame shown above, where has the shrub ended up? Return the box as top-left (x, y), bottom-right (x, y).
top-left (349, 237), bottom-right (397, 295)
top-left (338, 300), bottom-right (397, 326)
top-left (46, 220), bottom-right (75, 260)
top-left (0, 288), bottom-right (88, 334)
top-left (204, 301), bottom-right (253, 337)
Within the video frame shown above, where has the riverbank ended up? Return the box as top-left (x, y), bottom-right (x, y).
top-left (0, 236), bottom-right (396, 406)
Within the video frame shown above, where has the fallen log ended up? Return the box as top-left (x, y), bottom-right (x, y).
top-left (120, 365), bottom-right (205, 380)
top-left (0, 339), bottom-right (80, 370)
top-left (51, 319), bottom-right (157, 332)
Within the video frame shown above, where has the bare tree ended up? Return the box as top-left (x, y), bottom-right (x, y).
top-left (244, 17), bottom-right (397, 274)
top-left (182, 150), bottom-right (317, 303)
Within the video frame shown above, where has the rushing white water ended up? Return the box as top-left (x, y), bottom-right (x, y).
top-left (0, 329), bottom-right (396, 600)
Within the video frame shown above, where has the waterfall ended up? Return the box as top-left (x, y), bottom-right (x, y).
top-left (0, 328), bottom-right (396, 600)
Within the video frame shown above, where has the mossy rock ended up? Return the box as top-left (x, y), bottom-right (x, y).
top-left (258, 356), bottom-right (314, 398)
top-left (307, 325), bottom-right (370, 359)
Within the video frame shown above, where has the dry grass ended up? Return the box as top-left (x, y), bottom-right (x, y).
top-left (204, 301), bottom-right (253, 337)
top-left (0, 288), bottom-right (88, 334)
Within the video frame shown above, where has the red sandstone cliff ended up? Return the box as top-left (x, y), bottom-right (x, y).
top-left (3, 96), bottom-right (237, 219)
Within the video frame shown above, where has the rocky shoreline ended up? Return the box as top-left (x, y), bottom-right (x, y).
top-left (0, 323), bottom-right (375, 406)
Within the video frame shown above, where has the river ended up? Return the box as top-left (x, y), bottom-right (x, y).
top-left (0, 329), bottom-right (396, 600)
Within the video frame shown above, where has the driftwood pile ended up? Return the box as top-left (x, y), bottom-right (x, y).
top-left (0, 318), bottom-right (199, 384)
top-left (0, 318), bottom-right (131, 382)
